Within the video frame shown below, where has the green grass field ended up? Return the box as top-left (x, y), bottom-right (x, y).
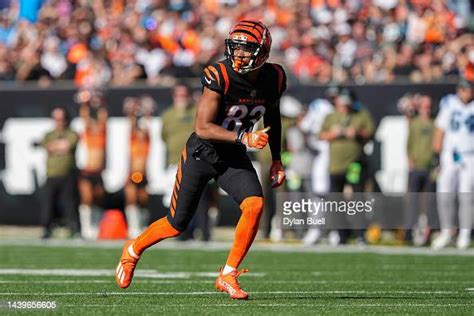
top-left (0, 242), bottom-right (473, 315)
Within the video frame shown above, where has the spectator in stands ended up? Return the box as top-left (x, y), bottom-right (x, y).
top-left (40, 107), bottom-right (80, 239)
top-left (0, 0), bottom-right (472, 85)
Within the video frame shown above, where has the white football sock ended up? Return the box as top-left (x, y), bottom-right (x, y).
top-left (125, 205), bottom-right (141, 239)
top-left (79, 204), bottom-right (94, 240)
top-left (222, 264), bottom-right (236, 275)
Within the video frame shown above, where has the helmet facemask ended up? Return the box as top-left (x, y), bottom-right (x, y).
top-left (224, 22), bottom-right (271, 74)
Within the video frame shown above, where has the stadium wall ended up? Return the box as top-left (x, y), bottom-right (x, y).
top-left (0, 83), bottom-right (456, 225)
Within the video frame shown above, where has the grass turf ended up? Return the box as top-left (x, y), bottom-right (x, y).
top-left (0, 243), bottom-right (472, 315)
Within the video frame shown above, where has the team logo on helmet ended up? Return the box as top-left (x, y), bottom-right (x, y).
top-left (225, 20), bottom-right (272, 74)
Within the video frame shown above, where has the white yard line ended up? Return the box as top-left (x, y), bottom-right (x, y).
top-left (0, 269), bottom-right (265, 278)
top-left (0, 290), bottom-right (463, 296)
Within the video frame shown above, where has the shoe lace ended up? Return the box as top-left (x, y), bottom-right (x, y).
top-left (228, 268), bottom-right (249, 287)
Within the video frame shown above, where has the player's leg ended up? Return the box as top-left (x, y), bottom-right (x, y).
top-left (59, 173), bottom-right (80, 237)
top-left (303, 148), bottom-right (329, 246)
top-left (116, 144), bottom-right (216, 289)
top-left (40, 178), bottom-right (57, 238)
top-left (124, 182), bottom-right (141, 238)
top-left (404, 170), bottom-right (424, 241)
top-left (215, 154), bottom-right (264, 299)
top-left (456, 155), bottom-right (474, 249)
top-left (78, 175), bottom-right (95, 239)
top-left (137, 183), bottom-right (150, 235)
top-left (432, 163), bottom-right (457, 249)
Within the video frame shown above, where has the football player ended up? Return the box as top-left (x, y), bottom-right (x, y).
top-left (432, 81), bottom-right (474, 249)
top-left (116, 20), bottom-right (286, 299)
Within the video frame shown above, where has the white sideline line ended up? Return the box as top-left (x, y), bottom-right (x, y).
top-left (1, 239), bottom-right (473, 256)
top-left (0, 269), bottom-right (265, 278)
top-left (0, 290), bottom-right (464, 296)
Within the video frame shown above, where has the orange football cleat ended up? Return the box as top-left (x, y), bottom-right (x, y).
top-left (115, 240), bottom-right (140, 289)
top-left (215, 267), bottom-right (249, 300)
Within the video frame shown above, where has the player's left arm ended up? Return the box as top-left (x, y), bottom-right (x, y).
top-left (433, 127), bottom-right (444, 154)
top-left (264, 101), bottom-right (285, 188)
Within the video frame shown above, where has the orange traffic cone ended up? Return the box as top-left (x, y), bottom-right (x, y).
top-left (98, 209), bottom-right (128, 240)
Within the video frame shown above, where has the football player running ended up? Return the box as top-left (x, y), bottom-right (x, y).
top-left (116, 20), bottom-right (286, 299)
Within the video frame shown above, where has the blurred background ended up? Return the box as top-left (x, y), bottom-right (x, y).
top-left (0, 0), bottom-right (473, 248)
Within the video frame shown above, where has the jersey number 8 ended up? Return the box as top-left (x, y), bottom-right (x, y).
top-left (222, 105), bottom-right (266, 132)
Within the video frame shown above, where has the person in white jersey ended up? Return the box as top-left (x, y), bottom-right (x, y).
top-left (432, 81), bottom-right (474, 249)
top-left (299, 87), bottom-right (336, 245)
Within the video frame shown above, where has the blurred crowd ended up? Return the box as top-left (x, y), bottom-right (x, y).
top-left (1, 0), bottom-right (474, 86)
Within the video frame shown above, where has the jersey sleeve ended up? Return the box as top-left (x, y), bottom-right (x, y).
top-left (271, 63), bottom-right (287, 99)
top-left (201, 64), bottom-right (224, 94)
top-left (435, 104), bottom-right (451, 131)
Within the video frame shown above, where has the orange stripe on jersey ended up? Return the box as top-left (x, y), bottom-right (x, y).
top-left (271, 64), bottom-right (284, 95)
top-left (182, 146), bottom-right (187, 163)
top-left (204, 68), bottom-right (212, 80)
top-left (218, 63), bottom-right (229, 94)
top-left (208, 66), bottom-right (220, 87)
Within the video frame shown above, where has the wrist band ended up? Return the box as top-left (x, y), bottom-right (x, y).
top-left (235, 131), bottom-right (245, 144)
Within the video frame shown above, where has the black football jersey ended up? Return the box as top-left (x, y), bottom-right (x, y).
top-left (200, 59), bottom-right (286, 134)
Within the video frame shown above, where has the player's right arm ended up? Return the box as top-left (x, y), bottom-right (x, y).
top-left (195, 87), bottom-right (269, 148)
top-left (433, 99), bottom-right (450, 154)
top-left (195, 86), bottom-right (241, 143)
